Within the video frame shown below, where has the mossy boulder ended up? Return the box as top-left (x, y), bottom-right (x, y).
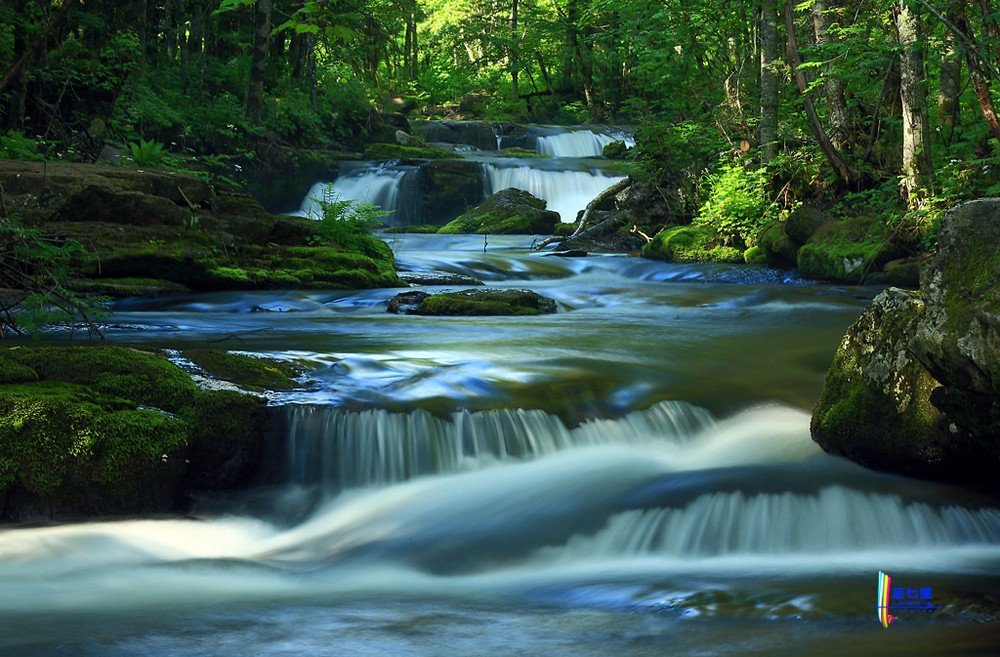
top-left (811, 199), bottom-right (1000, 489)
top-left (641, 224), bottom-right (744, 263)
top-left (438, 188), bottom-right (560, 235)
top-left (0, 345), bottom-right (273, 521)
top-left (386, 288), bottom-right (558, 315)
top-left (911, 198), bottom-right (1000, 439)
top-left (810, 289), bottom-right (957, 479)
top-left (758, 221), bottom-right (800, 266)
top-left (784, 206), bottom-right (830, 244)
top-left (797, 216), bottom-right (899, 283)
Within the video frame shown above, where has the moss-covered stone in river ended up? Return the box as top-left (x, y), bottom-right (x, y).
top-left (796, 216), bottom-right (899, 283)
top-left (184, 349), bottom-right (301, 391)
top-left (438, 188), bottom-right (560, 235)
top-left (0, 345), bottom-right (268, 521)
top-left (810, 288), bottom-right (955, 479)
top-left (364, 142), bottom-right (460, 161)
top-left (641, 225), bottom-right (744, 263)
top-left (387, 288), bottom-right (558, 315)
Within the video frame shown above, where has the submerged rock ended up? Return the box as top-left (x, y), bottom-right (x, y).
top-left (387, 288), bottom-right (558, 315)
top-left (398, 271), bottom-right (485, 286)
top-left (438, 188), bottom-right (560, 235)
top-left (811, 199), bottom-right (1000, 489)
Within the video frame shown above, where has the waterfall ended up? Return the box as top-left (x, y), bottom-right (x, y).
top-left (537, 130), bottom-right (619, 158)
top-left (546, 487), bottom-right (1000, 558)
top-left (280, 401), bottom-right (714, 494)
top-left (292, 162), bottom-right (413, 223)
top-left (480, 163), bottom-right (627, 222)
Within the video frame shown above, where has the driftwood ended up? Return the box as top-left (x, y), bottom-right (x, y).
top-left (533, 177), bottom-right (631, 250)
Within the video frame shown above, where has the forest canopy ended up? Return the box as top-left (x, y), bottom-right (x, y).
top-left (3, 0), bottom-right (1000, 248)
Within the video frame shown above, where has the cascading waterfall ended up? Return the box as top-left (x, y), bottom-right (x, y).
top-left (292, 162), bottom-right (412, 221)
top-left (480, 163), bottom-right (627, 223)
top-left (536, 130), bottom-right (621, 157)
top-left (546, 488), bottom-right (1000, 559)
top-left (281, 400), bottom-right (714, 493)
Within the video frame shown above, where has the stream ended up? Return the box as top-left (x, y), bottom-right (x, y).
top-left (1, 126), bottom-right (999, 655)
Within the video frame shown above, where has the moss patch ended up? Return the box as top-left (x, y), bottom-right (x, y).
top-left (0, 345), bottom-right (267, 521)
top-left (438, 188), bottom-right (560, 235)
top-left (364, 143), bottom-right (460, 160)
top-left (388, 288), bottom-right (558, 316)
top-left (184, 349), bottom-right (301, 391)
top-left (797, 216), bottom-right (899, 283)
top-left (642, 225), bottom-right (744, 263)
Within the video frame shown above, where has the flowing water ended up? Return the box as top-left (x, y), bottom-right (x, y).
top-left (3, 232), bottom-right (999, 655)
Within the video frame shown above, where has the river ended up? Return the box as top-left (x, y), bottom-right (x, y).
top-left (2, 127), bottom-right (999, 655)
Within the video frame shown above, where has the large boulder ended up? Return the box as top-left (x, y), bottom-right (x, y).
top-left (911, 198), bottom-right (1000, 439)
top-left (811, 199), bottom-right (1000, 488)
top-left (438, 188), bottom-right (560, 235)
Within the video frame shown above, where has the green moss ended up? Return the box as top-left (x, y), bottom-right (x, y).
top-left (184, 349), bottom-right (300, 391)
top-left (438, 188), bottom-right (560, 235)
top-left (797, 216), bottom-right (898, 283)
top-left (642, 225), bottom-right (745, 263)
top-left (364, 143), bottom-right (460, 160)
top-left (499, 147), bottom-right (548, 158)
top-left (758, 220), bottom-right (800, 266)
top-left (383, 224), bottom-right (442, 234)
top-left (743, 245), bottom-right (767, 265)
top-left (0, 345), bottom-right (268, 518)
top-left (410, 289), bottom-right (558, 316)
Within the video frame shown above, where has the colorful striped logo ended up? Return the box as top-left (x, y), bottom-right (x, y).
top-left (877, 570), bottom-right (896, 628)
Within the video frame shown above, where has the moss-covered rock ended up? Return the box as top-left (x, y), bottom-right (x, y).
top-left (811, 199), bottom-right (1000, 489)
top-left (810, 289), bottom-right (957, 479)
top-left (438, 188), bottom-right (560, 235)
top-left (364, 142), bottom-right (460, 161)
top-left (184, 350), bottom-right (301, 391)
top-left (784, 206), bottom-right (830, 244)
top-left (797, 216), bottom-right (899, 283)
top-left (641, 224), bottom-right (744, 263)
top-left (386, 288), bottom-right (558, 315)
top-left (0, 345), bottom-right (271, 521)
top-left (911, 198), bottom-right (1000, 439)
top-left (0, 161), bottom-right (402, 298)
top-left (757, 221), bottom-right (801, 266)
top-left (499, 147), bottom-right (548, 158)
top-left (743, 245), bottom-right (767, 265)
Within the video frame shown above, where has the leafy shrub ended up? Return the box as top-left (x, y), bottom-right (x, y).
top-left (128, 138), bottom-right (165, 166)
top-left (696, 160), bottom-right (779, 247)
top-left (0, 131), bottom-right (45, 161)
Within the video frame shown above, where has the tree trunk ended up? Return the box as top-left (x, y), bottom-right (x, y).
top-left (759, 0), bottom-right (780, 164)
top-left (895, 0), bottom-right (934, 206)
top-left (247, 0), bottom-right (271, 126)
top-left (938, 27), bottom-right (962, 144)
top-left (811, 1), bottom-right (852, 150)
top-left (535, 178), bottom-right (632, 250)
top-left (955, 3), bottom-right (1000, 142)
top-left (510, 0), bottom-right (520, 97)
top-left (786, 2), bottom-right (856, 185)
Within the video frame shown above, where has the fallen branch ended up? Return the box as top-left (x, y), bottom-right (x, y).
top-left (534, 177), bottom-right (631, 250)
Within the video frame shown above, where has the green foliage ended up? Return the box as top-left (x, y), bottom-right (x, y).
top-left (696, 159), bottom-right (778, 247)
top-left (0, 216), bottom-right (106, 337)
top-left (0, 131), bottom-right (45, 161)
top-left (128, 138), bottom-right (166, 167)
top-left (308, 184), bottom-right (392, 251)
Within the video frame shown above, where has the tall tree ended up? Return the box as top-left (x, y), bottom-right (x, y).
top-left (247, 0), bottom-right (271, 126)
top-left (895, 0), bottom-right (934, 206)
top-left (759, 0), bottom-right (780, 163)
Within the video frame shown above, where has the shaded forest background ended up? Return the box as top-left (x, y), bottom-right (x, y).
top-left (4, 0), bottom-right (1000, 249)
